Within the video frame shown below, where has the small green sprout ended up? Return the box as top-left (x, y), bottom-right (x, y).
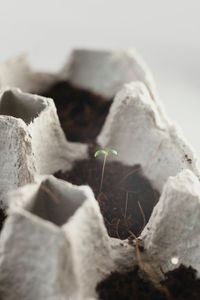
top-left (94, 149), bottom-right (117, 193)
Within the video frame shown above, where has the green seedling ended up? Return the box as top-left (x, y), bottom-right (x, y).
top-left (94, 149), bottom-right (117, 193)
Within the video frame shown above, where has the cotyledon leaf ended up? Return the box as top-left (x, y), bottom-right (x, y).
top-left (94, 150), bottom-right (106, 157)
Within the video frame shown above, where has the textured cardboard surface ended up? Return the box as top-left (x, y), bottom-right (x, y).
top-left (0, 176), bottom-right (136, 300)
top-left (0, 88), bottom-right (87, 207)
top-left (98, 82), bottom-right (200, 192)
top-left (142, 169), bottom-right (200, 276)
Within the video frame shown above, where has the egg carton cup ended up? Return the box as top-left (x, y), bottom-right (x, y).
top-left (0, 49), bottom-right (200, 299)
top-left (0, 175), bottom-right (137, 300)
top-left (0, 88), bottom-right (87, 208)
top-left (97, 81), bottom-right (200, 272)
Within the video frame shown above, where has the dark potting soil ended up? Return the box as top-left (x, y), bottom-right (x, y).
top-left (41, 81), bottom-right (112, 143)
top-left (55, 154), bottom-right (159, 239)
top-left (96, 264), bottom-right (200, 300)
top-left (0, 208), bottom-right (6, 232)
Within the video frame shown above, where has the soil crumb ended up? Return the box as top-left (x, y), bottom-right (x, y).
top-left (0, 208), bottom-right (7, 232)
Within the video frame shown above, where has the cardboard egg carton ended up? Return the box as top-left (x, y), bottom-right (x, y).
top-left (0, 49), bottom-right (199, 300)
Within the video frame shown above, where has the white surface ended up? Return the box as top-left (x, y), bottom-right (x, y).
top-left (0, 0), bottom-right (199, 152)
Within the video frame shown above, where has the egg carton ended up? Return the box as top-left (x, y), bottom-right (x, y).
top-left (0, 49), bottom-right (199, 300)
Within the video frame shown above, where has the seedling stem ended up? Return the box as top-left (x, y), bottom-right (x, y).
top-left (94, 149), bottom-right (117, 193)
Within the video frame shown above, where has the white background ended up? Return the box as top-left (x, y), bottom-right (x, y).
top-left (0, 0), bottom-right (200, 153)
